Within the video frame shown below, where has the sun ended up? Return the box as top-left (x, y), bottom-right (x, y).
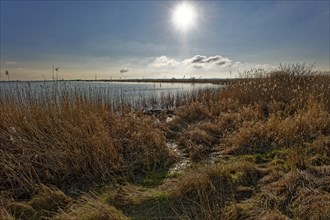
top-left (172, 2), bottom-right (197, 31)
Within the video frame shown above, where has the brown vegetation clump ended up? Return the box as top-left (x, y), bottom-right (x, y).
top-left (171, 167), bottom-right (231, 219)
top-left (6, 202), bottom-right (37, 220)
top-left (0, 98), bottom-right (175, 199)
top-left (4, 185), bottom-right (72, 219)
top-left (222, 193), bottom-right (289, 220)
top-left (222, 168), bottom-right (330, 219)
top-left (170, 159), bottom-right (265, 219)
top-left (175, 101), bottom-right (212, 124)
top-left (290, 187), bottom-right (330, 219)
top-left (308, 135), bottom-right (330, 166)
top-left (172, 70), bottom-right (330, 158)
top-left (28, 185), bottom-right (72, 215)
top-left (109, 112), bottom-right (173, 174)
top-left (0, 207), bottom-right (14, 220)
top-left (220, 65), bottom-right (330, 110)
top-left (177, 122), bottom-right (218, 160)
top-left (222, 97), bottom-right (329, 154)
top-left (54, 193), bottom-right (129, 220)
top-left (165, 66), bottom-right (330, 219)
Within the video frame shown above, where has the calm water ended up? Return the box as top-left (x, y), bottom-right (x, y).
top-left (0, 80), bottom-right (223, 110)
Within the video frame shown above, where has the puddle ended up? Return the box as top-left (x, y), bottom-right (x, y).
top-left (166, 142), bottom-right (192, 174)
top-left (169, 159), bottom-right (192, 174)
top-left (166, 142), bottom-right (181, 156)
top-left (166, 115), bottom-right (175, 123)
top-left (166, 142), bottom-right (226, 174)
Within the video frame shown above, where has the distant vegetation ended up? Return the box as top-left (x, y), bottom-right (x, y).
top-left (1, 64), bottom-right (329, 219)
top-left (98, 77), bottom-right (236, 85)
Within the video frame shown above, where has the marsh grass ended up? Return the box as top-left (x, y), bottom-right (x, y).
top-left (171, 68), bottom-right (330, 158)
top-left (0, 94), bottom-right (176, 200)
top-left (163, 65), bottom-right (330, 219)
top-left (1, 65), bottom-right (329, 219)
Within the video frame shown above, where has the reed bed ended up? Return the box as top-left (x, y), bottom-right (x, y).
top-left (0, 82), bottom-right (221, 112)
top-left (1, 65), bottom-right (329, 219)
top-left (0, 89), bottom-right (182, 198)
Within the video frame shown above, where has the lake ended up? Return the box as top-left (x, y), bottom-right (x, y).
top-left (0, 81), bottom-right (224, 111)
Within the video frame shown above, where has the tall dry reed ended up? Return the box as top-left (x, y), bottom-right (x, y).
top-left (0, 95), bottom-right (174, 199)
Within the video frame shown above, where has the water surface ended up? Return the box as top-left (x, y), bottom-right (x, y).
top-left (0, 80), bottom-right (223, 110)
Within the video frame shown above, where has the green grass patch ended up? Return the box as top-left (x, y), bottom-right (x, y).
top-left (132, 170), bottom-right (169, 187)
top-left (255, 149), bottom-right (278, 164)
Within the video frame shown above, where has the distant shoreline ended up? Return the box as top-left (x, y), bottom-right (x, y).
top-left (0, 78), bottom-right (237, 85)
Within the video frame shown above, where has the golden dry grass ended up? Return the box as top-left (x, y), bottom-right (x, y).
top-left (54, 192), bottom-right (129, 220)
top-left (164, 67), bottom-right (330, 219)
top-left (0, 97), bottom-right (175, 200)
top-left (1, 65), bottom-right (329, 219)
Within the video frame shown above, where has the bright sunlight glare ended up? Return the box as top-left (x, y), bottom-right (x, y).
top-left (172, 2), bottom-right (197, 31)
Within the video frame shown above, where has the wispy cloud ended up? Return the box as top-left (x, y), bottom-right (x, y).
top-left (254, 63), bottom-right (276, 70)
top-left (192, 64), bottom-right (203, 69)
top-left (17, 67), bottom-right (26, 71)
top-left (120, 68), bottom-right (129, 73)
top-left (5, 61), bottom-right (17, 65)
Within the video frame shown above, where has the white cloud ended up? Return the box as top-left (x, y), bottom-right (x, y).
top-left (184, 55), bottom-right (233, 68)
top-left (149, 56), bottom-right (179, 68)
top-left (145, 55), bottom-right (277, 78)
top-left (189, 55), bottom-right (206, 64)
top-left (149, 55), bottom-right (233, 70)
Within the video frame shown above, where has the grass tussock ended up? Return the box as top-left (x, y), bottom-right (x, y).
top-left (105, 184), bottom-right (177, 219)
top-left (177, 122), bottom-right (218, 160)
top-left (225, 168), bottom-right (330, 220)
top-left (169, 159), bottom-right (265, 219)
top-left (290, 187), bottom-right (330, 219)
top-left (54, 192), bottom-right (129, 220)
top-left (4, 185), bottom-right (72, 219)
top-left (28, 185), bottom-right (72, 215)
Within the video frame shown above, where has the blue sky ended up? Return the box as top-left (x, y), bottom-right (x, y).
top-left (1, 0), bottom-right (329, 80)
